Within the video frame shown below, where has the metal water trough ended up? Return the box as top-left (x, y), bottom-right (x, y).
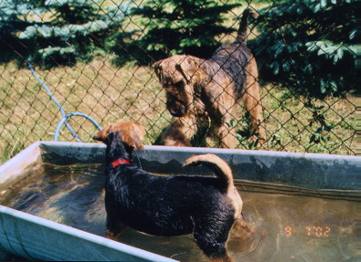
top-left (0, 141), bottom-right (360, 261)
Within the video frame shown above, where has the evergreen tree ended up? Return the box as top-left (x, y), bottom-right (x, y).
top-left (1, 0), bottom-right (128, 67)
top-left (0, 0), bottom-right (17, 42)
top-left (251, 0), bottom-right (361, 96)
top-left (113, 0), bottom-right (241, 65)
top-left (0, 0), bottom-right (25, 62)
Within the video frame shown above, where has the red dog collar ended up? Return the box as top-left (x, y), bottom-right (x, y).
top-left (111, 158), bottom-right (131, 168)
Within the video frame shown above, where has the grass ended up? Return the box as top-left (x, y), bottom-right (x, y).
top-left (0, 1), bottom-right (359, 162)
top-left (0, 57), bottom-right (359, 163)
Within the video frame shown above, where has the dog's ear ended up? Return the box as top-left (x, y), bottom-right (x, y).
top-left (175, 56), bottom-right (202, 84)
top-left (152, 59), bottom-right (163, 79)
top-left (93, 125), bottom-right (112, 143)
top-left (120, 123), bottom-right (145, 150)
top-left (105, 131), bottom-right (117, 146)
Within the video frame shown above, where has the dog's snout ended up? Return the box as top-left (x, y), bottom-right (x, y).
top-left (93, 131), bottom-right (104, 141)
top-left (167, 99), bottom-right (187, 117)
top-left (169, 108), bottom-right (185, 117)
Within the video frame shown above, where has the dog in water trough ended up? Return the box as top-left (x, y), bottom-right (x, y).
top-left (94, 121), bottom-right (252, 261)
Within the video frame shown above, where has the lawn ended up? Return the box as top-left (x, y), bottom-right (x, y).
top-left (0, 57), bottom-right (359, 163)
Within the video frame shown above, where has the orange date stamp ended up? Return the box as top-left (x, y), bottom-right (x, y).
top-left (284, 225), bottom-right (331, 237)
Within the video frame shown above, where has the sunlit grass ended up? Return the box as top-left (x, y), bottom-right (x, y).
top-left (0, 56), bottom-right (359, 163)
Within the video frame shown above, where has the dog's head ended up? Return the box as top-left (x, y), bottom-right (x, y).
top-left (93, 121), bottom-right (145, 151)
top-left (153, 55), bottom-right (204, 117)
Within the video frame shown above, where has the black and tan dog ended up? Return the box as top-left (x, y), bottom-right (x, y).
top-left (94, 121), bottom-right (249, 261)
top-left (154, 8), bottom-right (266, 148)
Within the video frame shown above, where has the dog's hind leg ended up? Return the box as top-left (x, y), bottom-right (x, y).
top-left (231, 217), bottom-right (254, 238)
top-left (193, 211), bottom-right (234, 261)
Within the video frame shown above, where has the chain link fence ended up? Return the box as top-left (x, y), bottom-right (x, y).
top-left (0, 0), bottom-right (360, 162)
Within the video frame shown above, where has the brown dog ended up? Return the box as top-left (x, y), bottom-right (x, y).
top-left (93, 121), bottom-right (145, 150)
top-left (153, 9), bottom-right (266, 148)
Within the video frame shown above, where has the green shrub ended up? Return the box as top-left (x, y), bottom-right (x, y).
top-left (0, 0), bottom-right (127, 67)
top-left (0, 0), bottom-right (25, 63)
top-left (112, 0), bottom-right (240, 65)
top-left (251, 0), bottom-right (361, 96)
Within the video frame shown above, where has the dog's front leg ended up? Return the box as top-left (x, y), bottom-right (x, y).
top-left (204, 81), bottom-right (238, 148)
top-left (213, 124), bottom-right (237, 149)
top-left (160, 115), bottom-right (198, 147)
top-left (210, 109), bottom-right (238, 148)
top-left (106, 230), bottom-right (123, 240)
top-left (105, 218), bottom-right (126, 241)
top-left (243, 57), bottom-right (266, 144)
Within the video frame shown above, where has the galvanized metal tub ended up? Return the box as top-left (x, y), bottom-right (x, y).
top-left (0, 142), bottom-right (360, 261)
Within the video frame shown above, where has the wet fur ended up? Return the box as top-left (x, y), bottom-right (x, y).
top-left (97, 122), bottom-right (244, 260)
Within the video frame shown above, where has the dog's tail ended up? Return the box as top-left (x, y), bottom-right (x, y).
top-left (237, 8), bottom-right (259, 42)
top-left (183, 154), bottom-right (234, 192)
